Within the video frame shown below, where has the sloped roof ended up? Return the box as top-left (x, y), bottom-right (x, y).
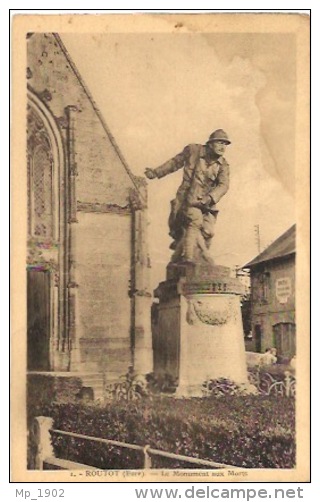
top-left (244, 224), bottom-right (296, 268)
top-left (53, 34), bottom-right (146, 204)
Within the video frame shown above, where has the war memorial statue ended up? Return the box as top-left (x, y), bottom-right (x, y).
top-left (145, 129), bottom-right (231, 265)
top-left (146, 130), bottom-right (249, 396)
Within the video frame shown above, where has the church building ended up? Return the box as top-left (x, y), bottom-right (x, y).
top-left (26, 33), bottom-right (152, 397)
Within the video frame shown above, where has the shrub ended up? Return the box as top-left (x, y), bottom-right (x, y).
top-left (27, 374), bottom-right (83, 426)
top-left (203, 378), bottom-right (258, 397)
top-left (43, 395), bottom-right (295, 469)
top-left (145, 372), bottom-right (178, 394)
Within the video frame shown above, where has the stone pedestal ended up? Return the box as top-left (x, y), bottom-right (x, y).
top-left (153, 263), bottom-right (248, 397)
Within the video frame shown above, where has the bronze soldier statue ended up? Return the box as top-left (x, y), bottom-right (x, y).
top-left (145, 129), bottom-right (231, 264)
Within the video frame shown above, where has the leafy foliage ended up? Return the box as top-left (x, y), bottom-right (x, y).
top-left (37, 395), bottom-right (295, 470)
top-left (145, 372), bottom-right (178, 394)
top-left (202, 378), bottom-right (258, 397)
top-left (27, 374), bottom-right (82, 426)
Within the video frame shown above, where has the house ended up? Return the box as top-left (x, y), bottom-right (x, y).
top-left (26, 33), bottom-right (152, 397)
top-left (244, 225), bottom-right (295, 361)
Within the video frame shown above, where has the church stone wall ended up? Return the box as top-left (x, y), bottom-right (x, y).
top-left (27, 33), bottom-right (139, 378)
top-left (75, 211), bottom-right (132, 374)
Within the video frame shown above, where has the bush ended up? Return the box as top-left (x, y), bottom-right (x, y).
top-left (203, 378), bottom-right (258, 397)
top-left (145, 372), bottom-right (178, 394)
top-left (27, 374), bottom-right (83, 426)
top-left (42, 395), bottom-right (295, 469)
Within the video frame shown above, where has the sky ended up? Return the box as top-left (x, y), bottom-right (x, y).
top-left (61, 31), bottom-right (296, 289)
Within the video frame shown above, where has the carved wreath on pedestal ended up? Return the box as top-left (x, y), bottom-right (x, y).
top-left (186, 297), bottom-right (237, 326)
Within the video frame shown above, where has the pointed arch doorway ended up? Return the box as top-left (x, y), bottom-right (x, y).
top-left (27, 89), bottom-right (67, 371)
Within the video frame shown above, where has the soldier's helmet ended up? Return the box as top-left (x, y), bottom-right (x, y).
top-left (207, 129), bottom-right (231, 145)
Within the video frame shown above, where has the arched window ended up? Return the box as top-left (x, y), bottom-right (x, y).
top-left (27, 105), bottom-right (54, 238)
top-left (32, 144), bottom-right (53, 237)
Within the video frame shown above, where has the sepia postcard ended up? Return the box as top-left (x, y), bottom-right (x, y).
top-left (11, 12), bottom-right (310, 483)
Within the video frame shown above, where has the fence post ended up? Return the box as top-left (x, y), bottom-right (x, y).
top-left (284, 371), bottom-right (291, 397)
top-left (143, 445), bottom-right (152, 469)
top-left (33, 416), bottom-right (54, 470)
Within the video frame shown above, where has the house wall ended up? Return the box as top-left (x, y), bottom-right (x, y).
top-left (250, 255), bottom-right (295, 357)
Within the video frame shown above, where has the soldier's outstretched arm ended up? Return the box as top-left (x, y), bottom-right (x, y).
top-left (145, 145), bottom-right (190, 180)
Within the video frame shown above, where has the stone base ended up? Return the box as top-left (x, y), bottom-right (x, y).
top-left (134, 347), bottom-right (153, 375)
top-left (153, 265), bottom-right (248, 397)
top-left (52, 350), bottom-right (70, 372)
top-left (177, 293), bottom-right (248, 396)
top-left (174, 383), bottom-right (204, 398)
